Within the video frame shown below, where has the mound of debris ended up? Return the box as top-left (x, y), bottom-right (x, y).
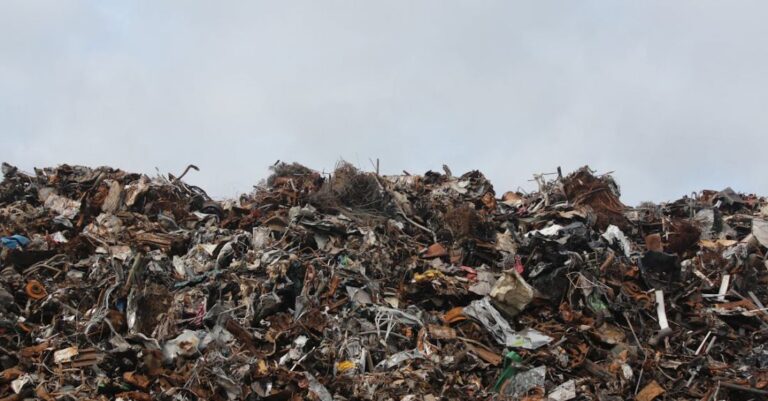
top-left (1, 161), bottom-right (767, 401)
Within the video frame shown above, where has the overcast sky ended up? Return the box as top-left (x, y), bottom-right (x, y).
top-left (2, 1), bottom-right (767, 205)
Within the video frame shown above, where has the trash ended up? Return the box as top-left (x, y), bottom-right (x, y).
top-left (649, 290), bottom-right (673, 346)
top-left (654, 290), bottom-right (669, 330)
top-left (376, 349), bottom-right (426, 370)
top-left (717, 274), bottom-right (731, 302)
top-left (602, 225), bottom-right (632, 256)
top-left (591, 323), bottom-right (626, 345)
top-left (0, 234), bottom-right (29, 249)
top-left (24, 280), bottom-right (47, 300)
top-left (422, 243), bottom-right (448, 258)
top-left (335, 360), bottom-right (356, 373)
top-left (10, 374), bottom-right (33, 394)
top-left (636, 380), bottom-right (665, 401)
top-left (41, 192), bottom-right (80, 220)
top-left (162, 330), bottom-right (202, 361)
top-left (278, 335), bottom-right (308, 365)
top-left (489, 269), bottom-right (534, 317)
top-left (304, 372), bottom-right (333, 401)
top-left (52, 347), bottom-right (79, 364)
top-left (753, 218), bottom-right (768, 248)
top-left (499, 365), bottom-right (546, 398)
top-left (462, 297), bottom-right (552, 349)
top-left (493, 350), bottom-right (523, 391)
top-left (1, 161), bottom-right (767, 400)
top-left (547, 379), bottom-right (577, 401)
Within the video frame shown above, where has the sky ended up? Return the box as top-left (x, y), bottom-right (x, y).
top-left (2, 1), bottom-right (767, 205)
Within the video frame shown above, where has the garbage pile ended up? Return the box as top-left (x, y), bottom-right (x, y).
top-left (1, 160), bottom-right (768, 400)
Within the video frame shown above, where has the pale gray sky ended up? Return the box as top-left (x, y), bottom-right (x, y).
top-left (2, 1), bottom-right (767, 204)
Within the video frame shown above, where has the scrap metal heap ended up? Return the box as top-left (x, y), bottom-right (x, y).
top-left (1, 161), bottom-right (768, 400)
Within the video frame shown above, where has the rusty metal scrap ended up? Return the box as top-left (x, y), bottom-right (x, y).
top-left (1, 161), bottom-right (768, 400)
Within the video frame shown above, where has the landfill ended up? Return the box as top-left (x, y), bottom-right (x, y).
top-left (1, 161), bottom-right (768, 400)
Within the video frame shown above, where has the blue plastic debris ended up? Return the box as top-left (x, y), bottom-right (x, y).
top-left (0, 234), bottom-right (30, 249)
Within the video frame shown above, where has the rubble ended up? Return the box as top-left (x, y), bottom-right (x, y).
top-left (1, 161), bottom-right (768, 400)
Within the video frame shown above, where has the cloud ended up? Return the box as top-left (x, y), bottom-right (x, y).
top-left (2, 1), bottom-right (767, 204)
